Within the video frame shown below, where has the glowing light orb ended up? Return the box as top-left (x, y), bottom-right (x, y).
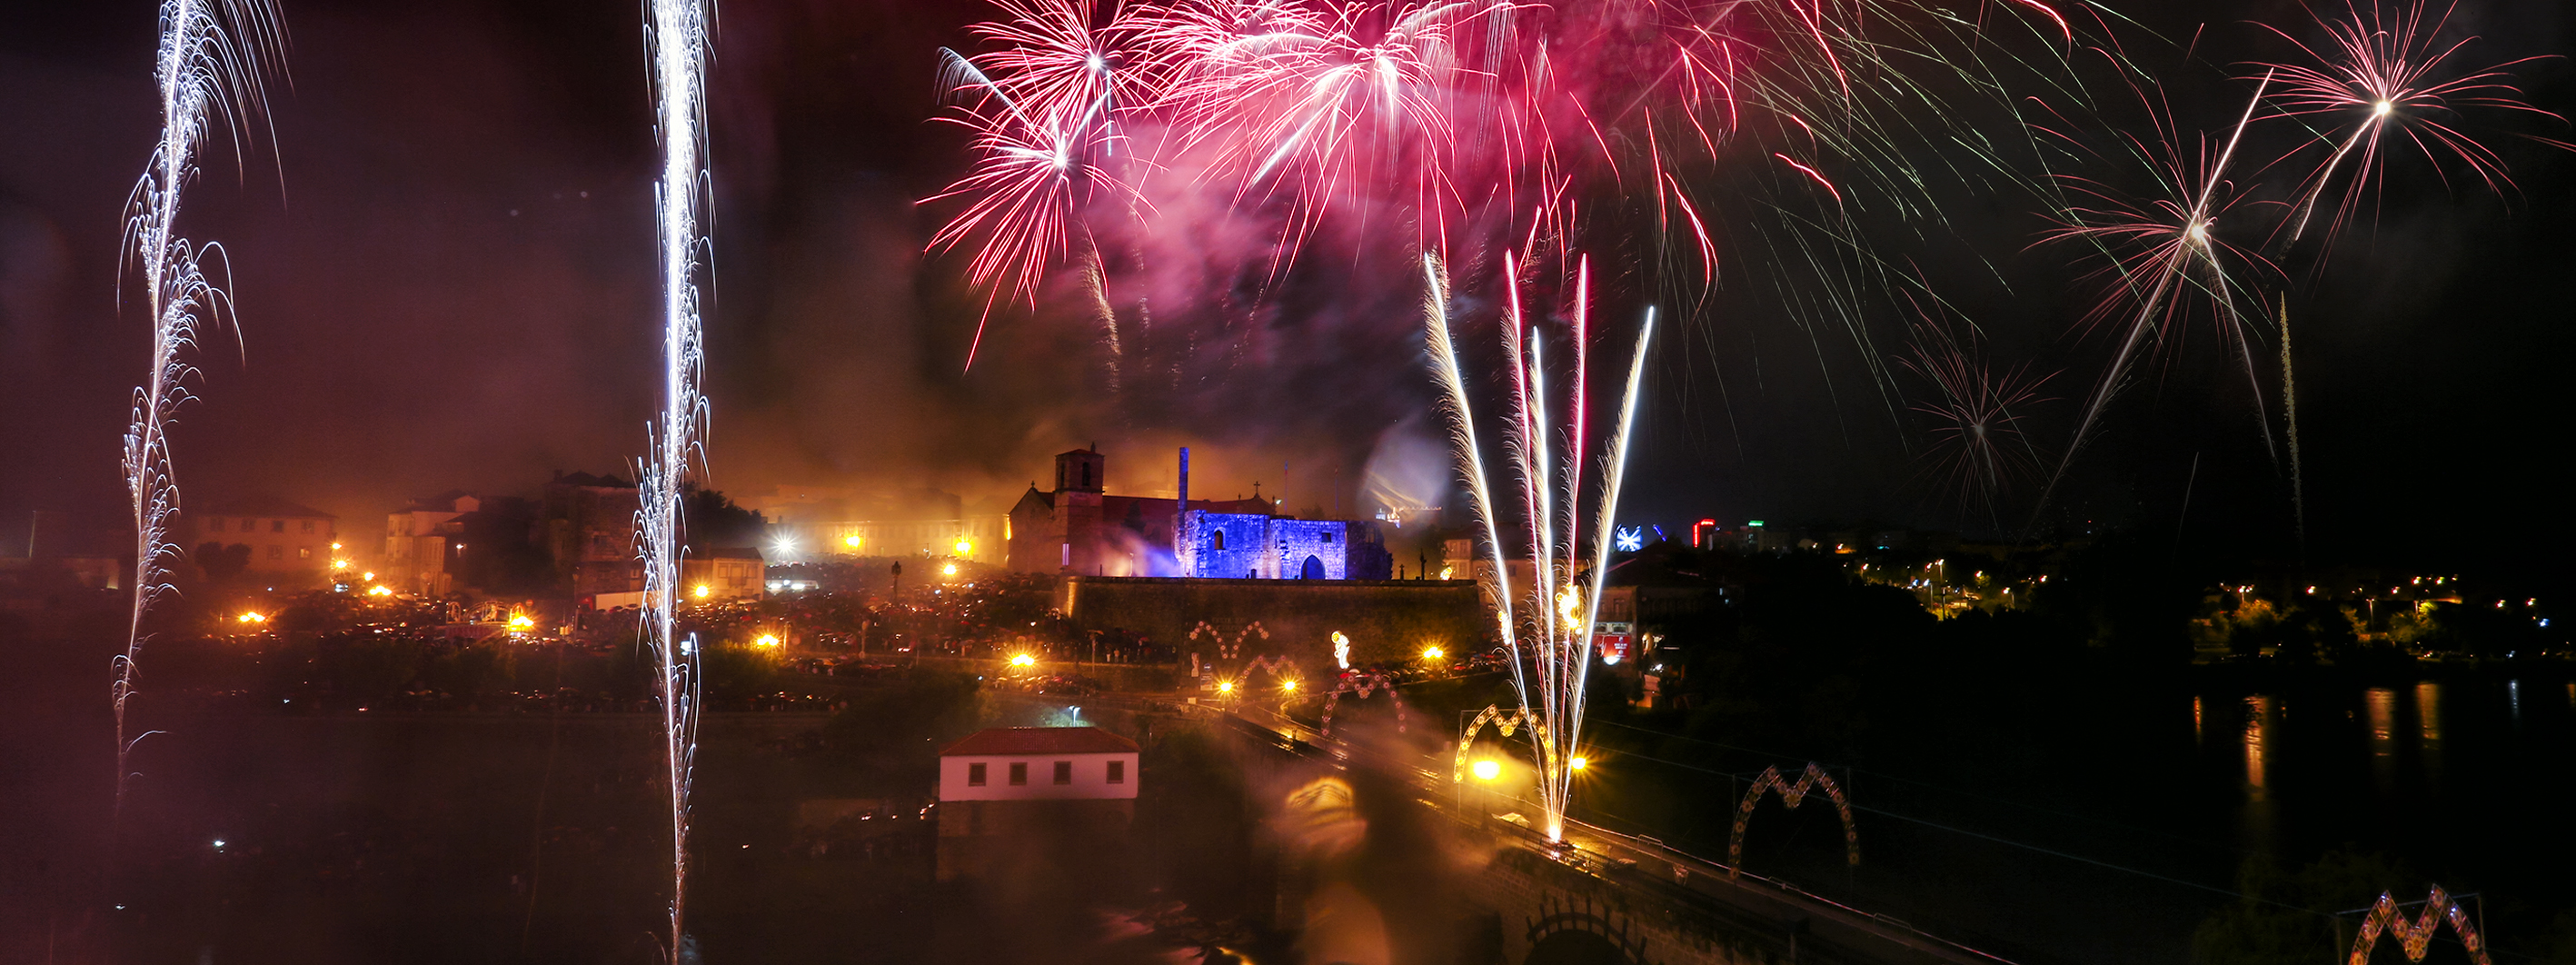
top-left (1217, 681), bottom-right (1234, 693)
top-left (365, 585), bottom-right (393, 598)
top-left (953, 538), bottom-right (974, 555)
top-left (1279, 679), bottom-right (1298, 692)
top-left (1472, 760), bottom-right (1502, 781)
top-left (2372, 99), bottom-right (2393, 117)
top-left (755, 633), bottom-right (781, 648)
top-left (236, 612), bottom-right (265, 624)
top-left (1438, 566), bottom-right (1454, 581)
top-left (508, 613), bottom-right (536, 632)
top-left (843, 534), bottom-right (863, 549)
top-left (361, 572), bottom-right (375, 582)
top-left (1010, 653), bottom-right (1037, 668)
top-left (692, 583), bottom-right (711, 599)
top-left (331, 559), bottom-right (352, 572)
top-left (1569, 756), bottom-right (1588, 771)
top-left (941, 562), bottom-right (959, 576)
top-left (1422, 645), bottom-right (1446, 661)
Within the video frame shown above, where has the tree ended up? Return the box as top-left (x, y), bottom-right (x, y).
top-left (681, 485), bottom-right (766, 552)
top-left (194, 542), bottom-right (251, 583)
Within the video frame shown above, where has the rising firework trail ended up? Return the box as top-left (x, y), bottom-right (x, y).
top-left (640, 0), bottom-right (711, 957)
top-left (1426, 253), bottom-right (1652, 843)
top-left (115, 0), bottom-right (283, 821)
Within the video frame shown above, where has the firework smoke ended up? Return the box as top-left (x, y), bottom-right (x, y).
top-left (1425, 253), bottom-right (1651, 843)
top-left (115, 0), bottom-right (283, 820)
top-left (640, 0), bottom-right (711, 955)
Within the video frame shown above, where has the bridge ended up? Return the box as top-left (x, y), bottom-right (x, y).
top-left (1201, 701), bottom-right (2040, 965)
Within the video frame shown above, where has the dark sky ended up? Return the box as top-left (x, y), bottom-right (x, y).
top-left (2, 0), bottom-right (2571, 578)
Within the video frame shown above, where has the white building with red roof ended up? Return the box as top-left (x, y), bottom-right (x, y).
top-left (935, 726), bottom-right (1140, 880)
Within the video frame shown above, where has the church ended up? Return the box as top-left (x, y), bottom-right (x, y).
top-left (1007, 447), bottom-right (1391, 580)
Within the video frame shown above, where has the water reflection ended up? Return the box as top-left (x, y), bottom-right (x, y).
top-left (2241, 695), bottom-right (2276, 851)
top-left (2193, 695), bottom-right (2204, 744)
top-left (2416, 681), bottom-right (2443, 785)
top-left (2366, 688), bottom-right (2398, 791)
top-left (2243, 695), bottom-right (2272, 797)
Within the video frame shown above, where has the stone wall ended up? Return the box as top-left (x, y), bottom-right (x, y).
top-left (1059, 576), bottom-right (1487, 672)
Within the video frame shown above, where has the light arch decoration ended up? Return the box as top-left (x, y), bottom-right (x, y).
top-left (2347, 886), bottom-right (2490, 965)
top-left (1189, 620), bottom-right (1268, 660)
top-left (1318, 671), bottom-right (1408, 736)
top-left (1726, 763), bottom-right (1859, 877)
top-left (1451, 704), bottom-right (1554, 782)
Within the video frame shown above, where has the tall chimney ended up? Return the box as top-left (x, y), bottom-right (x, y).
top-left (1175, 447), bottom-right (1190, 575)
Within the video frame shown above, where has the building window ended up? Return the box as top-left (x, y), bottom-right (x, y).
top-left (1052, 761), bottom-right (1072, 785)
top-left (968, 762), bottom-right (988, 786)
top-left (271, 520), bottom-right (285, 533)
top-left (1107, 760), bottom-right (1125, 784)
top-left (266, 545), bottom-right (283, 560)
top-left (1008, 762), bottom-right (1028, 786)
top-left (298, 548), bottom-right (312, 559)
top-left (241, 519), bottom-right (254, 532)
top-left (208, 518), bottom-right (224, 532)
top-left (1211, 531), bottom-right (1225, 551)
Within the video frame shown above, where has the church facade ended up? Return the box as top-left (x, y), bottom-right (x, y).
top-left (1006, 448), bottom-right (1391, 581)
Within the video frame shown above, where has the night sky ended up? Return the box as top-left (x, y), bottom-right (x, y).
top-left (2, 0), bottom-right (2570, 579)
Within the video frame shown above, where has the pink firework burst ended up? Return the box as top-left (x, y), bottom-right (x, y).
top-left (2257, 0), bottom-right (2571, 252)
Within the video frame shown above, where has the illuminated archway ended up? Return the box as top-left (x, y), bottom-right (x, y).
top-left (1726, 763), bottom-right (1859, 877)
top-left (1452, 704), bottom-right (1553, 782)
top-left (1319, 671), bottom-right (1408, 736)
top-left (2348, 886), bottom-right (2490, 965)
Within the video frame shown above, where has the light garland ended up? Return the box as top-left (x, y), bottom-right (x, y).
top-left (1727, 763), bottom-right (1859, 877)
top-left (1452, 704), bottom-right (1551, 782)
top-left (1319, 671), bottom-right (1408, 736)
top-left (2348, 886), bottom-right (2489, 965)
top-left (1189, 620), bottom-right (1268, 660)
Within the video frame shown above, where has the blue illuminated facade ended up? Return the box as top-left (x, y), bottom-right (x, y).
top-left (1182, 511), bottom-right (1392, 580)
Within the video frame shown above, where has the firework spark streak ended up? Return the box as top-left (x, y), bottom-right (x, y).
top-left (2251, 0), bottom-right (2570, 543)
top-left (1426, 253), bottom-right (1652, 843)
top-left (1901, 323), bottom-right (2051, 530)
top-left (115, 0), bottom-right (283, 821)
top-left (2032, 76), bottom-right (2277, 527)
top-left (2259, 0), bottom-right (2569, 253)
top-left (640, 0), bottom-right (711, 956)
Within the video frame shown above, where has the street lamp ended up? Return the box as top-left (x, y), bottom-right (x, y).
top-left (1471, 759), bottom-right (1502, 781)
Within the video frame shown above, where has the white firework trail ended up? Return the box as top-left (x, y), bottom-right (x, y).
top-left (640, 0), bottom-right (711, 957)
top-left (114, 0), bottom-right (283, 820)
top-left (1424, 253), bottom-right (1653, 843)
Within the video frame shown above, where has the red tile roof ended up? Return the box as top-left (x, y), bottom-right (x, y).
top-left (939, 726), bottom-right (1139, 756)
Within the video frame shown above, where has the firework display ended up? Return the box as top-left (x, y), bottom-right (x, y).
top-left (638, 0), bottom-right (713, 954)
top-left (1726, 762), bottom-right (1859, 876)
top-left (2347, 886), bottom-right (2491, 965)
top-left (925, 0), bottom-right (2085, 375)
top-left (114, 0), bottom-right (283, 819)
top-left (1427, 253), bottom-right (1652, 843)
